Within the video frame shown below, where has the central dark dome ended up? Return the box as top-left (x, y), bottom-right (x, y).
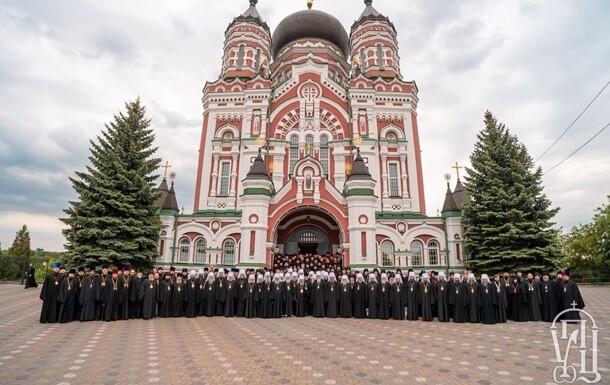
top-left (272, 10), bottom-right (349, 60)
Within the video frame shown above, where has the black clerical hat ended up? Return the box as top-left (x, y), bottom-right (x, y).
top-left (69, 268), bottom-right (76, 274)
top-left (78, 266), bottom-right (85, 272)
top-left (182, 268), bottom-right (188, 273)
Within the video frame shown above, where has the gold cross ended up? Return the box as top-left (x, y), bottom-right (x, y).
top-left (452, 161), bottom-right (463, 181)
top-left (307, 0), bottom-right (313, 10)
top-left (161, 161), bottom-right (172, 179)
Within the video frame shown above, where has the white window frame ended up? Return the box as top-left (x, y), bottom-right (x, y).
top-left (219, 161), bottom-right (231, 196)
top-left (320, 134), bottom-right (329, 175)
top-left (222, 239), bottom-right (236, 265)
top-left (381, 240), bottom-right (394, 267)
top-left (178, 237), bottom-right (191, 263)
top-left (388, 162), bottom-right (400, 197)
top-left (410, 240), bottom-right (423, 266)
top-left (428, 240), bottom-right (439, 265)
top-left (289, 134), bottom-right (299, 174)
top-left (194, 238), bottom-right (206, 264)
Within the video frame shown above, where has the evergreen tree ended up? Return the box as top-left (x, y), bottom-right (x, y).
top-left (463, 111), bottom-right (560, 273)
top-left (8, 224), bottom-right (32, 261)
top-left (62, 99), bottom-right (162, 269)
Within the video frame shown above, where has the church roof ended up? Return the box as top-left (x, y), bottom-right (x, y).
top-left (351, 0), bottom-right (395, 32)
top-left (163, 182), bottom-right (179, 211)
top-left (245, 149), bottom-right (271, 181)
top-left (227, 0), bottom-right (269, 32)
top-left (441, 183), bottom-right (459, 212)
top-left (347, 149), bottom-right (373, 181)
top-left (272, 9), bottom-right (350, 59)
top-left (452, 179), bottom-right (470, 210)
top-left (155, 178), bottom-right (169, 208)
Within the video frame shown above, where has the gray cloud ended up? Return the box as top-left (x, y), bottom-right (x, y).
top-left (1, 0), bottom-right (609, 250)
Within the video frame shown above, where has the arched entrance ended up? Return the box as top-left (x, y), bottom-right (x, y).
top-left (273, 206), bottom-right (342, 256)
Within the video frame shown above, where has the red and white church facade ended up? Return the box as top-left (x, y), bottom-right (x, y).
top-left (155, 0), bottom-right (466, 270)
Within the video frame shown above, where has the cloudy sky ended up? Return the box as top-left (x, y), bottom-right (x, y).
top-left (0, 0), bottom-right (609, 251)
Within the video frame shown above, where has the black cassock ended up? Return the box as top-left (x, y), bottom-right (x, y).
top-left (73, 276), bottom-right (84, 320)
top-left (390, 282), bottom-right (406, 320)
top-left (524, 280), bottom-right (542, 321)
top-left (25, 266), bottom-right (37, 288)
top-left (295, 284), bottom-right (308, 317)
top-left (311, 281), bottom-right (326, 317)
top-left (139, 279), bottom-right (158, 320)
top-left (339, 284), bottom-right (352, 318)
top-left (224, 282), bottom-right (237, 317)
top-left (244, 283), bottom-right (257, 318)
top-left (197, 278), bottom-right (207, 316)
top-left (184, 278), bottom-right (198, 318)
top-left (448, 282), bottom-right (468, 323)
top-left (271, 282), bottom-right (283, 318)
top-left (492, 282), bottom-right (507, 323)
top-left (261, 282), bottom-right (273, 318)
top-left (202, 281), bottom-right (216, 316)
top-left (236, 280), bottom-right (248, 317)
top-left (352, 282), bottom-right (366, 318)
top-left (561, 280), bottom-right (585, 320)
top-left (466, 283), bottom-right (480, 323)
top-left (214, 279), bottom-right (226, 316)
top-left (366, 282), bottom-right (379, 319)
top-left (170, 281), bottom-right (185, 316)
top-left (57, 277), bottom-right (76, 323)
top-left (284, 281), bottom-right (294, 317)
top-left (40, 273), bottom-right (62, 323)
top-left (479, 284), bottom-right (497, 324)
top-left (405, 280), bottom-right (419, 320)
top-left (511, 280), bottom-right (529, 322)
top-left (103, 278), bottom-right (122, 321)
top-left (118, 276), bottom-right (130, 320)
top-left (158, 280), bottom-right (173, 318)
top-left (378, 282), bottom-right (390, 320)
top-left (96, 275), bottom-right (111, 321)
top-left (325, 281), bottom-right (340, 318)
top-left (128, 276), bottom-right (142, 319)
top-left (419, 282), bottom-right (435, 321)
top-left (540, 281), bottom-right (560, 322)
top-left (501, 278), bottom-right (513, 319)
top-left (434, 281), bottom-right (450, 322)
top-left (79, 276), bottom-right (98, 321)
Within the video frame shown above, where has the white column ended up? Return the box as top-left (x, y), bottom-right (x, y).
top-left (381, 154), bottom-right (389, 198)
top-left (210, 153), bottom-right (219, 197)
top-left (229, 154), bottom-right (238, 196)
top-left (400, 155), bottom-right (409, 197)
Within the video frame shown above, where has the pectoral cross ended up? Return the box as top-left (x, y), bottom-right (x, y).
top-left (452, 161), bottom-right (463, 181)
top-left (571, 300), bottom-right (577, 309)
top-left (161, 161), bottom-right (172, 178)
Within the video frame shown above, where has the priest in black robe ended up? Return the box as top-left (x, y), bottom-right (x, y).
top-left (511, 277), bottom-right (529, 322)
top-left (448, 273), bottom-right (468, 323)
top-left (40, 263), bottom-right (63, 323)
top-left (128, 270), bottom-right (142, 319)
top-left (96, 267), bottom-right (111, 321)
top-left (223, 272), bottom-right (237, 317)
top-left (560, 272), bottom-right (585, 321)
top-left (390, 274), bottom-right (406, 320)
top-left (294, 275), bottom-right (308, 317)
top-left (500, 272), bottom-right (512, 319)
top-left (418, 273), bottom-right (435, 321)
top-left (261, 274), bottom-right (273, 318)
top-left (284, 272), bottom-right (295, 317)
top-left (465, 273), bottom-right (480, 323)
top-left (197, 270), bottom-right (207, 316)
top-left (171, 275), bottom-right (186, 317)
top-left (57, 268), bottom-right (77, 323)
top-left (25, 263), bottom-right (38, 288)
top-left (540, 272), bottom-right (560, 322)
top-left (202, 272), bottom-right (217, 316)
top-left (479, 274), bottom-right (497, 324)
top-left (158, 275), bottom-right (173, 318)
top-left (352, 273), bottom-right (366, 318)
top-left (244, 274), bottom-right (257, 318)
top-left (103, 270), bottom-right (122, 321)
top-left (405, 272), bottom-right (419, 321)
top-left (310, 274), bottom-right (326, 317)
top-left (366, 274), bottom-right (379, 319)
top-left (184, 271), bottom-right (199, 318)
top-left (214, 271), bottom-right (226, 316)
top-left (492, 274), bottom-right (507, 323)
top-left (254, 275), bottom-right (265, 317)
top-left (339, 275), bottom-right (352, 318)
top-left (378, 273), bottom-right (391, 320)
top-left (139, 272), bottom-right (158, 320)
top-left (325, 272), bottom-right (340, 318)
top-left (434, 272), bottom-right (450, 322)
top-left (79, 270), bottom-right (98, 321)
top-left (118, 269), bottom-right (130, 320)
top-left (524, 273), bottom-right (542, 321)
top-left (236, 270), bottom-right (248, 317)
top-left (73, 267), bottom-right (86, 320)
top-left (271, 274), bottom-right (283, 318)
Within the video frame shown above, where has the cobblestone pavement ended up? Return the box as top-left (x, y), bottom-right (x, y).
top-left (0, 284), bottom-right (608, 385)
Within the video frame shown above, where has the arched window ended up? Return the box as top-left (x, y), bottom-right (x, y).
top-left (222, 131), bottom-right (233, 141)
top-left (410, 240), bottom-right (423, 266)
top-left (388, 162), bottom-right (400, 197)
top-left (386, 131), bottom-right (398, 143)
top-left (428, 240), bottom-right (439, 265)
top-left (178, 237), bottom-right (190, 263)
top-left (305, 134), bottom-right (314, 157)
top-left (381, 240), bottom-right (394, 267)
top-left (320, 134), bottom-right (329, 175)
top-left (299, 231), bottom-right (318, 243)
top-left (289, 134), bottom-right (299, 173)
top-left (222, 239), bottom-right (236, 265)
top-left (194, 238), bottom-right (206, 264)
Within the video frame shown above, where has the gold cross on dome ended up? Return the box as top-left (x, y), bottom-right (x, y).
top-left (161, 161), bottom-right (172, 178)
top-left (307, 0), bottom-right (313, 10)
top-left (452, 161), bottom-right (463, 181)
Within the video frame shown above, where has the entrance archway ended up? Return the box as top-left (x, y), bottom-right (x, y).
top-left (273, 206), bottom-right (342, 256)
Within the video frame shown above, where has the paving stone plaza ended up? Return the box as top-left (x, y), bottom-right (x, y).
top-left (0, 283), bottom-right (608, 385)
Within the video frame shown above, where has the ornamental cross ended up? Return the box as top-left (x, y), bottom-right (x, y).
top-left (452, 161), bottom-right (463, 181)
top-left (161, 161), bottom-right (172, 179)
top-left (571, 300), bottom-right (578, 309)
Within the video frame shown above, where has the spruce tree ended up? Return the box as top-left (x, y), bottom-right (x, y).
top-left (8, 225), bottom-right (32, 261)
top-left (463, 111), bottom-right (560, 273)
top-left (62, 99), bottom-right (162, 269)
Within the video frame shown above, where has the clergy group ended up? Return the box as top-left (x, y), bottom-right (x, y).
top-left (39, 263), bottom-right (585, 325)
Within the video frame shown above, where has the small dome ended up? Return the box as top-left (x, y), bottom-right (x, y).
top-left (272, 10), bottom-right (349, 59)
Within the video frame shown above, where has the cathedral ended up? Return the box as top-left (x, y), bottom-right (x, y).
top-left (155, 0), bottom-right (467, 271)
